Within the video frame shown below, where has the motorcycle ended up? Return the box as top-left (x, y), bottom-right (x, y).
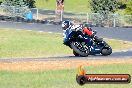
top-left (63, 25), bottom-right (112, 57)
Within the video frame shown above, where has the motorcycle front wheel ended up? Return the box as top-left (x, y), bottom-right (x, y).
top-left (70, 41), bottom-right (89, 57)
top-left (101, 46), bottom-right (112, 56)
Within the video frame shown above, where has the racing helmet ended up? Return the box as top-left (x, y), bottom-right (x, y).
top-left (62, 20), bottom-right (72, 30)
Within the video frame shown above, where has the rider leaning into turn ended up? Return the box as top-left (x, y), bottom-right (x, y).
top-left (62, 20), bottom-right (102, 42)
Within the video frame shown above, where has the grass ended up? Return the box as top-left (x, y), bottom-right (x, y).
top-left (105, 39), bottom-right (132, 52)
top-left (0, 29), bottom-right (71, 58)
top-left (35, 0), bottom-right (91, 13)
top-left (0, 64), bottom-right (132, 88)
top-left (0, 29), bottom-right (132, 58)
top-left (0, 0), bottom-right (91, 13)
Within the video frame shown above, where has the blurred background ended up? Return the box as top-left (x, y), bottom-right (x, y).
top-left (0, 0), bottom-right (132, 27)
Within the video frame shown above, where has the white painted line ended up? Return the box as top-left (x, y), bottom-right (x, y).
top-left (16, 29), bottom-right (22, 30)
top-left (48, 32), bottom-right (53, 33)
top-left (114, 48), bottom-right (132, 53)
top-left (27, 30), bottom-right (32, 31)
top-left (38, 31), bottom-right (43, 33)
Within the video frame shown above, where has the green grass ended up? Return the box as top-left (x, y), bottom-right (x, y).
top-left (0, 29), bottom-right (72, 58)
top-left (105, 39), bottom-right (132, 52)
top-left (0, 64), bottom-right (132, 88)
top-left (0, 29), bottom-right (132, 58)
top-left (35, 0), bottom-right (91, 13)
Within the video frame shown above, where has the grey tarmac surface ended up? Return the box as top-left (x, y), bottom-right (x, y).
top-left (0, 21), bottom-right (62, 33)
top-left (0, 21), bottom-right (132, 61)
top-left (0, 49), bottom-right (132, 62)
top-left (0, 21), bottom-right (132, 41)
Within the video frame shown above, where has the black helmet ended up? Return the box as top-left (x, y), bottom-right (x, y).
top-left (62, 20), bottom-right (72, 30)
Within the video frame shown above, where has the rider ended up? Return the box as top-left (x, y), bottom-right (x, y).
top-left (62, 20), bottom-right (102, 42)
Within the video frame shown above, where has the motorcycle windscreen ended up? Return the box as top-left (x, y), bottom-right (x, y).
top-left (63, 29), bottom-right (72, 42)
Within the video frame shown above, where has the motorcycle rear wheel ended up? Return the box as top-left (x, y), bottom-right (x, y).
top-left (73, 50), bottom-right (80, 56)
top-left (70, 41), bottom-right (89, 57)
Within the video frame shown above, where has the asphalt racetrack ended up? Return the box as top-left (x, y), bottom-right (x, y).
top-left (0, 21), bottom-right (132, 61)
top-left (0, 22), bottom-right (132, 41)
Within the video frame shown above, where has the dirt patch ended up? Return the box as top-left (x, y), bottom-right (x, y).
top-left (0, 58), bottom-right (132, 71)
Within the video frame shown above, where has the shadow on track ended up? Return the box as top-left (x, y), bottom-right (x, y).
top-left (0, 50), bottom-right (131, 63)
top-left (50, 50), bottom-right (132, 59)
